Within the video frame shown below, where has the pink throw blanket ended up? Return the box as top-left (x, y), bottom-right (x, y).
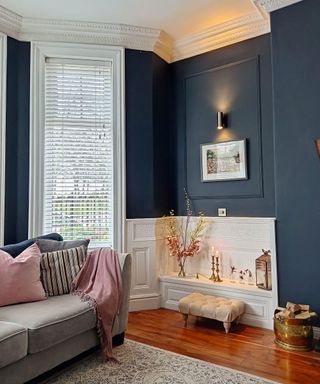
top-left (71, 247), bottom-right (122, 360)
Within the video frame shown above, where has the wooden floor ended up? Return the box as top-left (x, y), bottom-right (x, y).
top-left (126, 309), bottom-right (320, 384)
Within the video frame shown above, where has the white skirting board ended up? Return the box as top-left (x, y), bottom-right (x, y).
top-left (129, 293), bottom-right (161, 312)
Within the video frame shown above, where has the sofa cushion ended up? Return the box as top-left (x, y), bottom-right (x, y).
top-left (0, 244), bottom-right (47, 307)
top-left (0, 294), bottom-right (96, 354)
top-left (40, 245), bottom-right (87, 296)
top-left (36, 238), bottom-right (90, 253)
top-left (0, 233), bottom-right (63, 258)
top-left (0, 321), bottom-right (28, 368)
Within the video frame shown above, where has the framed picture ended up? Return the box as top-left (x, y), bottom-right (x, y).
top-left (201, 139), bottom-right (247, 182)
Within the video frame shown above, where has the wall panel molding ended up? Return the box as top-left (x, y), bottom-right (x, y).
top-left (185, 56), bottom-right (264, 201)
top-left (126, 219), bottom-right (162, 311)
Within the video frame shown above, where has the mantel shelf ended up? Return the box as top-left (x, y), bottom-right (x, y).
top-left (160, 274), bottom-right (273, 298)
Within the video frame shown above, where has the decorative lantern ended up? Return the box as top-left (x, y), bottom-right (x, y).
top-left (255, 249), bottom-right (272, 290)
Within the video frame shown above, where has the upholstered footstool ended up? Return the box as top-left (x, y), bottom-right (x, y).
top-left (178, 292), bottom-right (245, 333)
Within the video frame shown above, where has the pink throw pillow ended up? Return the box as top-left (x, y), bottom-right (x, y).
top-left (0, 243), bottom-right (47, 306)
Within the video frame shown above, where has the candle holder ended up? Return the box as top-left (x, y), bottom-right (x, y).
top-left (209, 255), bottom-right (217, 281)
top-left (215, 256), bottom-right (223, 282)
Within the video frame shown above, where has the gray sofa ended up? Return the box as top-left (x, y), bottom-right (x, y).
top-left (0, 252), bottom-right (132, 384)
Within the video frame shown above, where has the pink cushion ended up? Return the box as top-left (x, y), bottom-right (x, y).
top-left (0, 243), bottom-right (47, 306)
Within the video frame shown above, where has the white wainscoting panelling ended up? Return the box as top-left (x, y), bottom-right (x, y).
top-left (132, 247), bottom-right (150, 289)
top-left (126, 219), bottom-right (165, 311)
top-left (181, 217), bottom-right (278, 312)
top-left (127, 217), bottom-right (278, 330)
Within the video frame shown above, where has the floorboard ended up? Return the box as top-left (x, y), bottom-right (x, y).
top-left (126, 308), bottom-right (320, 384)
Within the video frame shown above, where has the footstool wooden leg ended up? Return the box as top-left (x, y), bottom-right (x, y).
top-left (182, 314), bottom-right (188, 327)
top-left (223, 322), bottom-right (231, 333)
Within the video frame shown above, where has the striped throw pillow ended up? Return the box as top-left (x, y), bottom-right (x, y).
top-left (40, 245), bottom-right (87, 296)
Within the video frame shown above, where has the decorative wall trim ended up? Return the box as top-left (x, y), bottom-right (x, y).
top-left (0, 33), bottom-right (6, 246)
top-left (0, 6), bottom-right (21, 39)
top-left (0, 2), bottom-right (301, 62)
top-left (255, 0), bottom-right (302, 13)
top-left (20, 17), bottom-right (173, 63)
top-left (0, 5), bottom-right (172, 63)
top-left (0, 3), bottom-right (273, 64)
top-left (127, 219), bottom-right (164, 311)
top-left (129, 293), bottom-right (161, 312)
top-left (172, 10), bottom-right (270, 62)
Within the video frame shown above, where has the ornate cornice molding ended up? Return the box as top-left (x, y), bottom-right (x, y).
top-left (0, 5), bottom-right (172, 61)
top-left (172, 11), bottom-right (270, 62)
top-left (255, 0), bottom-right (302, 12)
top-left (0, 1), bottom-right (302, 63)
top-left (0, 5), bottom-right (21, 39)
top-left (20, 18), bottom-right (171, 61)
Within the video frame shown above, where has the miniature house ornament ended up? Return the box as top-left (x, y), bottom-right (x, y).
top-left (255, 249), bottom-right (272, 290)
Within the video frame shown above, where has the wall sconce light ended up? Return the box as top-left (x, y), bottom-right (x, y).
top-left (217, 112), bottom-right (227, 130)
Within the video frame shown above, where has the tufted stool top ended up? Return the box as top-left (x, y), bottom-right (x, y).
top-left (179, 292), bottom-right (245, 324)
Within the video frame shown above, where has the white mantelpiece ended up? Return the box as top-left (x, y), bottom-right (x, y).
top-left (126, 217), bottom-right (278, 329)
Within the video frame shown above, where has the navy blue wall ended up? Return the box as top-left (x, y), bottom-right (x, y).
top-left (125, 50), bottom-right (173, 218)
top-left (5, 38), bottom-right (30, 244)
top-left (2, 2), bottom-right (319, 324)
top-left (172, 35), bottom-right (275, 216)
top-left (271, 0), bottom-right (320, 316)
top-left (4, 47), bottom-right (172, 243)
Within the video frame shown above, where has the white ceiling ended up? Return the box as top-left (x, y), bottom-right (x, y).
top-left (0, 0), bottom-right (258, 40)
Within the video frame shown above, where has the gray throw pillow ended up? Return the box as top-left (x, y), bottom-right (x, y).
top-left (36, 238), bottom-right (90, 253)
top-left (40, 245), bottom-right (87, 296)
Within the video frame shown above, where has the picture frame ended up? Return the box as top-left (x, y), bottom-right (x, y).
top-left (201, 139), bottom-right (247, 182)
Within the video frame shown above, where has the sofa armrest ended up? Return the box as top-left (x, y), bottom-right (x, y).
top-left (117, 253), bottom-right (132, 333)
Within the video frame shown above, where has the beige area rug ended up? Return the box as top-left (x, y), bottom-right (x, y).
top-left (45, 339), bottom-right (277, 384)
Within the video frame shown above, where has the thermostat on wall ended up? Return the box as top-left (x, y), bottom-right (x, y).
top-left (218, 208), bottom-right (227, 217)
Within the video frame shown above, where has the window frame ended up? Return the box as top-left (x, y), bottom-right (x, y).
top-left (29, 42), bottom-right (126, 251)
top-left (0, 33), bottom-right (6, 246)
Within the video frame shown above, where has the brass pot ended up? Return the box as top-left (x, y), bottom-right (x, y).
top-left (274, 310), bottom-right (314, 351)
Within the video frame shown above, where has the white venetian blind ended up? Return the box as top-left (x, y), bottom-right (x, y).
top-left (44, 58), bottom-right (113, 246)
